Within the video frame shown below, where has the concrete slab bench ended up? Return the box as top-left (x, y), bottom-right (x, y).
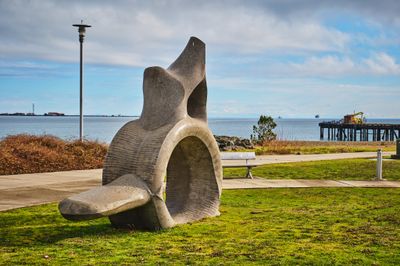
top-left (220, 152), bottom-right (257, 179)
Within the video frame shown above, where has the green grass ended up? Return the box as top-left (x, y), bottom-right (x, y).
top-left (224, 158), bottom-right (400, 180)
top-left (1, 188), bottom-right (400, 265)
top-left (252, 140), bottom-right (395, 155)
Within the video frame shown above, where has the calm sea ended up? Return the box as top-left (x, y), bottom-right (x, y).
top-left (1, 116), bottom-right (399, 143)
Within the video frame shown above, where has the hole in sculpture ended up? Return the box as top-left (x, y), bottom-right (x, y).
top-left (166, 136), bottom-right (218, 223)
top-left (187, 79), bottom-right (207, 121)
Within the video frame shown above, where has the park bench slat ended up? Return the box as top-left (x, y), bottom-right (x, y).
top-left (220, 152), bottom-right (256, 160)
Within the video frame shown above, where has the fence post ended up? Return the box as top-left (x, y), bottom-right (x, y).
top-left (376, 149), bottom-right (383, 180)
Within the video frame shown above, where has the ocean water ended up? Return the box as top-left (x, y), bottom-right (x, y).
top-left (1, 116), bottom-right (399, 143)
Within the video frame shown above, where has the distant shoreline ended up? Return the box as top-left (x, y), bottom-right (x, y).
top-left (1, 115), bottom-right (400, 120)
top-left (0, 114), bottom-right (139, 118)
top-left (1, 117), bottom-right (399, 142)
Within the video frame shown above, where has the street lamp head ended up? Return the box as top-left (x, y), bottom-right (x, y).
top-left (73, 21), bottom-right (91, 42)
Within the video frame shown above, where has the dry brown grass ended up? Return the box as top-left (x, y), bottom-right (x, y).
top-left (254, 140), bottom-right (396, 155)
top-left (0, 134), bottom-right (108, 175)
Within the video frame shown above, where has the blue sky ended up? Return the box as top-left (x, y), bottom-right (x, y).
top-left (0, 0), bottom-right (399, 118)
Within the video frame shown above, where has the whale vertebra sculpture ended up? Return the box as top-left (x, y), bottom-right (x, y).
top-left (59, 37), bottom-right (222, 230)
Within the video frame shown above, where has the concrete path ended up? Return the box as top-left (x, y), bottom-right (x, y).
top-left (0, 169), bottom-right (101, 212)
top-left (0, 151), bottom-right (398, 212)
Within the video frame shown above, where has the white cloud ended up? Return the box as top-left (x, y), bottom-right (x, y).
top-left (364, 52), bottom-right (400, 75)
top-left (208, 100), bottom-right (248, 116)
top-left (210, 79), bottom-right (400, 118)
top-left (287, 52), bottom-right (400, 77)
top-left (0, 0), bottom-right (351, 67)
top-left (289, 56), bottom-right (356, 76)
top-left (1, 0), bottom-right (400, 118)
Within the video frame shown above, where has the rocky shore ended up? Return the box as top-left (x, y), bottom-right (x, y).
top-left (214, 135), bottom-right (254, 151)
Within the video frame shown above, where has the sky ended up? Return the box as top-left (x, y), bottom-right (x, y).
top-left (0, 0), bottom-right (399, 118)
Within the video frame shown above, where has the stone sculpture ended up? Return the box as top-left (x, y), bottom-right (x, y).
top-left (59, 37), bottom-right (223, 230)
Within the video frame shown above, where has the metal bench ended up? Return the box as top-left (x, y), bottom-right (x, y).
top-left (220, 152), bottom-right (257, 179)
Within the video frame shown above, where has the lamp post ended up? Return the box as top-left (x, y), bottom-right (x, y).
top-left (73, 21), bottom-right (91, 141)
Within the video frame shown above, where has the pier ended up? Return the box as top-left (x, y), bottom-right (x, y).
top-left (319, 122), bottom-right (400, 141)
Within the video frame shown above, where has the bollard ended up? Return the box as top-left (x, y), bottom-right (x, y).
top-left (392, 139), bottom-right (400, 159)
top-left (376, 149), bottom-right (383, 180)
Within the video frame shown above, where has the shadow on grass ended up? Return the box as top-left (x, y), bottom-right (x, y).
top-left (0, 203), bottom-right (145, 247)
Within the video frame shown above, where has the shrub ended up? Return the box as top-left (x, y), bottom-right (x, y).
top-left (251, 115), bottom-right (277, 144)
top-left (0, 134), bottom-right (108, 175)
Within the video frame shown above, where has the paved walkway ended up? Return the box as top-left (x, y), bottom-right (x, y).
top-left (1, 152), bottom-right (398, 212)
top-left (0, 169), bottom-right (101, 212)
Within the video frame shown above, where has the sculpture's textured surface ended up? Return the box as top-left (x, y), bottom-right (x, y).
top-left (59, 37), bottom-right (222, 230)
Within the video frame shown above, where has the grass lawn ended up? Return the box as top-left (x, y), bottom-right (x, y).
top-left (253, 140), bottom-right (395, 155)
top-left (1, 188), bottom-right (399, 265)
top-left (224, 158), bottom-right (400, 180)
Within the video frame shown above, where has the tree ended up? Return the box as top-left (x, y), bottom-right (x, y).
top-left (251, 115), bottom-right (277, 143)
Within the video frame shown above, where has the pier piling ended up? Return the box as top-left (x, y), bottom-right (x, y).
top-left (319, 122), bottom-right (400, 142)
